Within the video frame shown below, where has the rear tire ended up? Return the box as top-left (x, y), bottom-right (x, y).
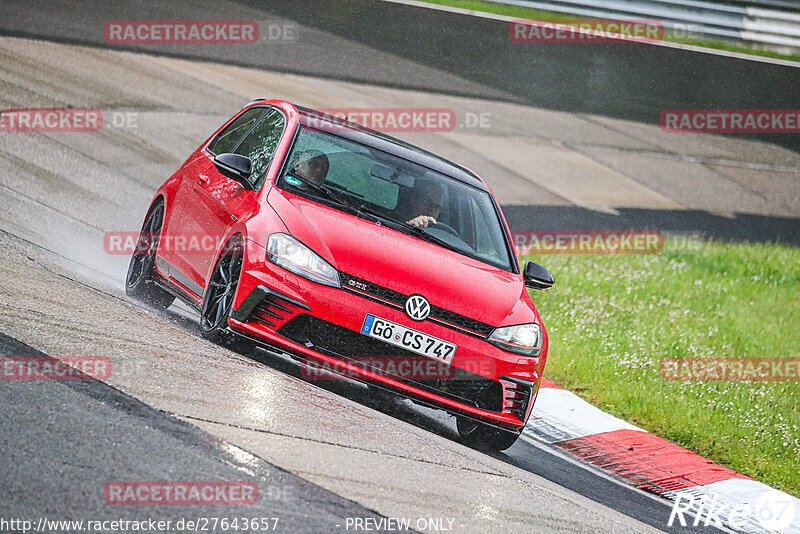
top-left (457, 417), bottom-right (521, 451)
top-left (125, 200), bottom-right (175, 310)
top-left (199, 236), bottom-right (256, 354)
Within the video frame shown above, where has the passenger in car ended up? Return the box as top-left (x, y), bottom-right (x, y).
top-left (289, 150), bottom-right (329, 187)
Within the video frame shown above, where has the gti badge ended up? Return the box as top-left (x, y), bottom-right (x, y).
top-left (405, 295), bottom-right (430, 321)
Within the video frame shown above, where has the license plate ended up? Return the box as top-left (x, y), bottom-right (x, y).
top-left (360, 314), bottom-right (456, 365)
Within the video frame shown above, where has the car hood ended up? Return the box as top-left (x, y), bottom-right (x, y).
top-left (268, 188), bottom-right (537, 327)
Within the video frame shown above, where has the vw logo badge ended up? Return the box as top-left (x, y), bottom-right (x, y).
top-left (405, 295), bottom-right (431, 321)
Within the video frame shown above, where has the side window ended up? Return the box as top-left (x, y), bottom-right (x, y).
top-left (207, 107), bottom-right (266, 155)
top-left (233, 110), bottom-right (286, 189)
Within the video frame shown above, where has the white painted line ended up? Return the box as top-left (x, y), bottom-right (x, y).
top-left (524, 387), bottom-right (644, 441)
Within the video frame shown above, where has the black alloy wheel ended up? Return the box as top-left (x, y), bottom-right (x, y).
top-left (125, 200), bottom-right (175, 310)
top-left (199, 237), bottom-right (256, 354)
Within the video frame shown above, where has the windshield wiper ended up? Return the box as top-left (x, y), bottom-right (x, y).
top-left (288, 173), bottom-right (356, 209)
top-left (356, 204), bottom-right (463, 255)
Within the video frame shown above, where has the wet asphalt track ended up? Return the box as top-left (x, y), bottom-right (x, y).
top-left (0, 332), bottom-right (395, 532)
top-left (1, 2), bottom-right (796, 532)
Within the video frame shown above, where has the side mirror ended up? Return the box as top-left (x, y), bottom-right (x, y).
top-left (214, 153), bottom-right (254, 190)
top-left (523, 261), bottom-right (554, 290)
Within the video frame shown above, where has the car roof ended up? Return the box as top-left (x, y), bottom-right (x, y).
top-left (294, 105), bottom-right (489, 192)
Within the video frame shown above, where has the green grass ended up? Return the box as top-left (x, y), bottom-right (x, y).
top-left (522, 238), bottom-right (800, 496)
top-left (418, 0), bottom-right (800, 63)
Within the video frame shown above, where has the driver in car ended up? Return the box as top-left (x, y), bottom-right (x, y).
top-left (404, 181), bottom-right (444, 229)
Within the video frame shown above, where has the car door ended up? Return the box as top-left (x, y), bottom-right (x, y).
top-left (161, 106), bottom-right (268, 298)
top-left (174, 107), bottom-right (287, 294)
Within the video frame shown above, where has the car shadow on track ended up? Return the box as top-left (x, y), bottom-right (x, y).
top-left (154, 301), bottom-right (466, 444)
top-left (245, 343), bottom-right (465, 443)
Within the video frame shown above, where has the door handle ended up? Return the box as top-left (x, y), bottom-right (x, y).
top-left (197, 173), bottom-right (209, 184)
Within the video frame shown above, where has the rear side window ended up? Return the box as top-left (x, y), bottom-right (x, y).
top-left (233, 110), bottom-right (286, 189)
top-left (208, 107), bottom-right (266, 155)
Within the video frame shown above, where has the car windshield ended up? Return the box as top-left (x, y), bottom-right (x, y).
top-left (279, 126), bottom-right (515, 272)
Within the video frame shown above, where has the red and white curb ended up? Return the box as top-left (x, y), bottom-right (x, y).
top-left (524, 379), bottom-right (800, 533)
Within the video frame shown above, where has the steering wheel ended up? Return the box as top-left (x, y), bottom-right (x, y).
top-left (430, 221), bottom-right (459, 237)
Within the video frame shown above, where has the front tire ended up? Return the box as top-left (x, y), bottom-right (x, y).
top-left (199, 237), bottom-right (256, 354)
top-left (125, 200), bottom-right (175, 310)
top-left (457, 417), bottom-right (521, 451)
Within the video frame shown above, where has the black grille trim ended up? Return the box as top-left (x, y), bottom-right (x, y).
top-left (231, 285), bottom-right (309, 325)
top-left (339, 273), bottom-right (494, 338)
top-left (278, 314), bottom-right (502, 412)
top-left (256, 306), bottom-right (284, 320)
top-left (252, 315), bottom-right (276, 327)
top-left (499, 376), bottom-right (535, 422)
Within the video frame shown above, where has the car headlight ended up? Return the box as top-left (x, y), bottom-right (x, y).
top-left (267, 233), bottom-right (340, 288)
top-left (488, 323), bottom-right (542, 356)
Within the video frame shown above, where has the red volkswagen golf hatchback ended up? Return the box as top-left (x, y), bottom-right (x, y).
top-left (126, 99), bottom-right (554, 450)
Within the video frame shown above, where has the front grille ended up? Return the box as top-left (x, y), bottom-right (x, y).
top-left (339, 272), bottom-right (494, 338)
top-left (278, 314), bottom-right (502, 412)
top-left (428, 306), bottom-right (494, 338)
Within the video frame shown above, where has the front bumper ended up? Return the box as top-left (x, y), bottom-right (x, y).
top-left (229, 260), bottom-right (544, 431)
